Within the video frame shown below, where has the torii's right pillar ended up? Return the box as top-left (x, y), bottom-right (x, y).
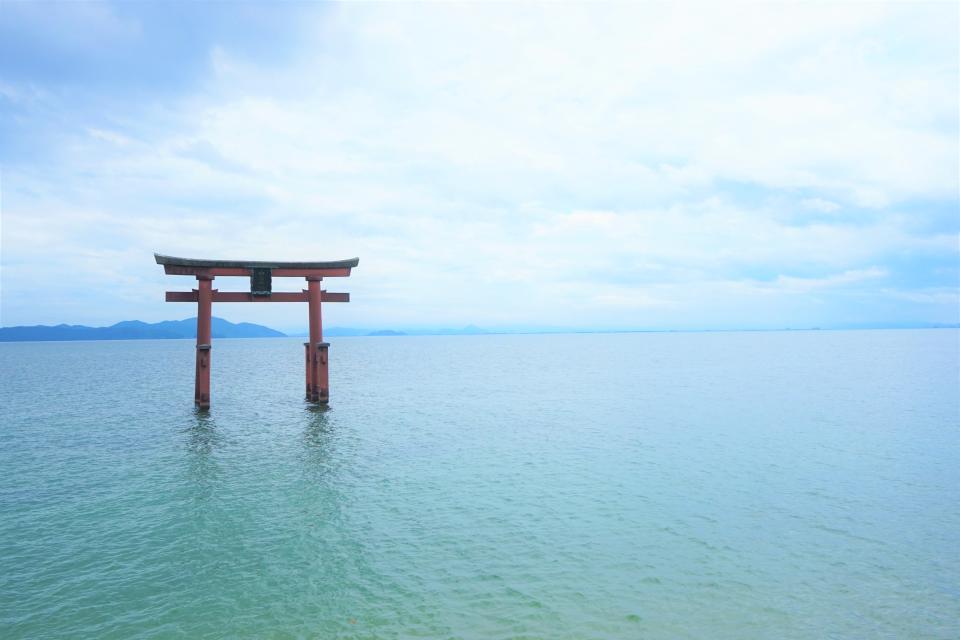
top-left (194, 275), bottom-right (214, 409)
top-left (306, 276), bottom-right (329, 403)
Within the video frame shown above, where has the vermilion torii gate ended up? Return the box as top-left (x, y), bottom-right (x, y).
top-left (156, 253), bottom-right (358, 408)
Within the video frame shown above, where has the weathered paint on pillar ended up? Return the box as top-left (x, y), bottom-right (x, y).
top-left (317, 342), bottom-right (330, 403)
top-left (195, 276), bottom-right (214, 408)
top-left (306, 277), bottom-right (325, 402)
top-left (303, 342), bottom-right (313, 399)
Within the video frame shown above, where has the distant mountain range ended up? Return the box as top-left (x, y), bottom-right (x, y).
top-left (0, 318), bottom-right (497, 342)
top-left (0, 319), bottom-right (494, 342)
top-left (0, 318), bottom-right (285, 342)
top-left (3, 319), bottom-right (954, 343)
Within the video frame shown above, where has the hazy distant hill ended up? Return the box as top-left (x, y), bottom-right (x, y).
top-left (0, 318), bottom-right (286, 342)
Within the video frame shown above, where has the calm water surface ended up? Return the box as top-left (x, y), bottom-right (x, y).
top-left (1, 330), bottom-right (958, 639)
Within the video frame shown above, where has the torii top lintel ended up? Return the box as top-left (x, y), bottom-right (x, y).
top-left (154, 253), bottom-right (359, 277)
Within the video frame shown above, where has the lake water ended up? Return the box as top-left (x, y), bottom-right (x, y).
top-left (1, 330), bottom-right (958, 639)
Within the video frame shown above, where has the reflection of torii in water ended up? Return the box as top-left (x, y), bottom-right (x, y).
top-left (155, 253), bottom-right (359, 409)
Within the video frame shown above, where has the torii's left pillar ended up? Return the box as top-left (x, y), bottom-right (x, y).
top-left (194, 275), bottom-right (214, 408)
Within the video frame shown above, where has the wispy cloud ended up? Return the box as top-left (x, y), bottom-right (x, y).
top-left (773, 267), bottom-right (888, 293)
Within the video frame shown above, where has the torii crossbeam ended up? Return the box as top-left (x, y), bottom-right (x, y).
top-left (155, 253), bottom-right (358, 408)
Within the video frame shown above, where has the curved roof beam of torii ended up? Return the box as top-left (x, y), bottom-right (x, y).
top-left (154, 254), bottom-right (359, 270)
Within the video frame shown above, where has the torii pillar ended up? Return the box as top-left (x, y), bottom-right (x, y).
top-left (306, 275), bottom-right (329, 403)
top-left (156, 254), bottom-right (358, 409)
top-left (195, 275), bottom-right (214, 407)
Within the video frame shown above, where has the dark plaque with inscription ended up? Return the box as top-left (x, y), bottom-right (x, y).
top-left (250, 268), bottom-right (272, 296)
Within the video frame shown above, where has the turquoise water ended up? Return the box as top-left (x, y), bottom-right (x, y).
top-left (1, 330), bottom-right (958, 639)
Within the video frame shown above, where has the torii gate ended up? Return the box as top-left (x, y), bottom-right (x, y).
top-left (155, 253), bottom-right (358, 408)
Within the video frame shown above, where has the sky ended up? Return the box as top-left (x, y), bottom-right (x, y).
top-left (1, 2), bottom-right (957, 333)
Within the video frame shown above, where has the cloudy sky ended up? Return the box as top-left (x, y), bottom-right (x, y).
top-left (1, 2), bottom-right (957, 332)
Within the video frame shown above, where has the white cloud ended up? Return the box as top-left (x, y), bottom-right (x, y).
top-left (801, 198), bottom-right (841, 213)
top-left (1, 2), bottom-right (957, 328)
top-left (879, 287), bottom-right (960, 306)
